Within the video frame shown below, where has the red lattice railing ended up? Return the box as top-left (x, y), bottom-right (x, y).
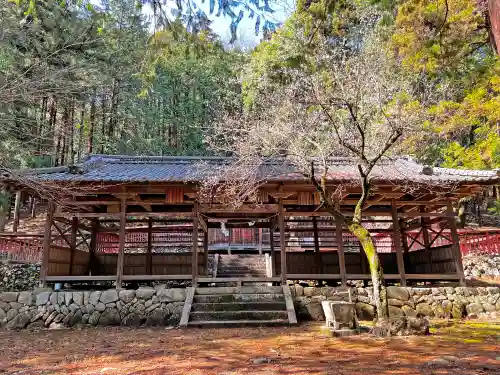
top-left (1, 227), bottom-right (499, 262)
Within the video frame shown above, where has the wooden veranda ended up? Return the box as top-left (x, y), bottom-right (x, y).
top-left (2, 155), bottom-right (499, 288)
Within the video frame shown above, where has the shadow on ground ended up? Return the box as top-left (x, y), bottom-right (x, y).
top-left (1, 320), bottom-right (499, 375)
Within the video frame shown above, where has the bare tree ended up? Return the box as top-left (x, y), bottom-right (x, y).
top-left (201, 33), bottom-right (424, 321)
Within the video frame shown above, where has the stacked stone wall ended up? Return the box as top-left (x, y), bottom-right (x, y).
top-left (0, 262), bottom-right (40, 291)
top-left (0, 285), bottom-right (185, 330)
top-left (292, 285), bottom-right (500, 321)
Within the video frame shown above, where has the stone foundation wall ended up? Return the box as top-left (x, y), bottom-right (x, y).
top-left (0, 286), bottom-right (185, 330)
top-left (463, 255), bottom-right (500, 279)
top-left (292, 285), bottom-right (500, 321)
top-left (0, 262), bottom-right (40, 292)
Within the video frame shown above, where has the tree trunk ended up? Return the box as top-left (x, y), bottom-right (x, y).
top-left (107, 79), bottom-right (120, 140)
top-left (101, 91), bottom-right (106, 154)
top-left (488, 0), bottom-right (500, 55)
top-left (314, 170), bottom-right (388, 321)
top-left (89, 95), bottom-right (96, 154)
top-left (348, 221), bottom-right (388, 319)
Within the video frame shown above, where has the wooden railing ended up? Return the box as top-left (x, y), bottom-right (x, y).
top-left (1, 227), bottom-right (500, 262)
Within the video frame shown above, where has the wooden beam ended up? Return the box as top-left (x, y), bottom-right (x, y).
top-left (192, 202), bottom-right (199, 286)
top-left (115, 198), bottom-right (126, 289)
top-left (40, 202), bottom-right (54, 286)
top-left (146, 218), bottom-right (153, 275)
top-left (447, 201), bottom-right (466, 286)
top-left (198, 215), bottom-right (208, 232)
top-left (199, 203), bottom-right (279, 213)
top-left (279, 199), bottom-right (287, 284)
top-left (69, 217), bottom-right (78, 276)
top-left (12, 191), bottom-right (22, 233)
top-left (67, 212), bottom-right (194, 218)
top-left (336, 216), bottom-right (347, 287)
top-left (391, 199), bottom-right (406, 286)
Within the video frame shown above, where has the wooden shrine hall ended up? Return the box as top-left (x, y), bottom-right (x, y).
top-left (2, 154), bottom-right (499, 288)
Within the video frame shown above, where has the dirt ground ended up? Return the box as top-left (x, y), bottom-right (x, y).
top-left (1, 320), bottom-right (499, 375)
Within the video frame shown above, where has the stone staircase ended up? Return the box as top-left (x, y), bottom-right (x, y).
top-left (216, 254), bottom-right (267, 278)
top-left (180, 285), bottom-right (297, 327)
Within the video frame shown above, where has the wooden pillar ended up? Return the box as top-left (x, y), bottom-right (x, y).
top-left (447, 201), bottom-right (466, 286)
top-left (400, 219), bottom-right (410, 253)
top-left (88, 218), bottom-right (98, 275)
top-left (192, 203), bottom-right (199, 286)
top-left (269, 227), bottom-right (276, 277)
top-left (40, 202), bottom-right (54, 287)
top-left (391, 199), bottom-right (407, 286)
top-left (278, 199), bottom-right (287, 284)
top-left (30, 197), bottom-right (37, 218)
top-left (115, 198), bottom-right (126, 289)
top-left (146, 218), bottom-right (153, 275)
top-left (336, 216), bottom-right (347, 287)
top-left (312, 217), bottom-right (321, 274)
top-left (420, 206), bottom-right (432, 273)
top-left (0, 202), bottom-right (8, 232)
top-left (203, 230), bottom-right (209, 276)
top-left (12, 191), bottom-right (22, 232)
top-left (69, 217), bottom-right (78, 276)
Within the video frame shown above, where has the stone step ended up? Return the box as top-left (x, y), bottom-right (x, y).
top-left (217, 271), bottom-right (267, 277)
top-left (218, 265), bottom-right (265, 270)
top-left (187, 319), bottom-right (289, 328)
top-left (193, 293), bottom-right (284, 303)
top-left (195, 286), bottom-right (282, 295)
top-left (191, 301), bottom-right (286, 312)
top-left (189, 310), bottom-right (288, 321)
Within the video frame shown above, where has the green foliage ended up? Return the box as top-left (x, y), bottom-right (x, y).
top-left (0, 0), bottom-right (244, 166)
top-left (389, 0), bottom-right (500, 169)
top-left (487, 200), bottom-right (500, 217)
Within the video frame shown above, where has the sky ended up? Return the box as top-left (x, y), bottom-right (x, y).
top-left (144, 0), bottom-right (295, 49)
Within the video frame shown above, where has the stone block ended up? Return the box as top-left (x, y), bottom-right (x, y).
top-left (466, 303), bottom-right (484, 316)
top-left (388, 299), bottom-right (405, 307)
top-left (416, 302), bottom-right (432, 317)
top-left (157, 288), bottom-right (186, 303)
top-left (95, 302), bottom-right (106, 312)
top-left (1, 292), bottom-right (19, 303)
top-left (18, 292), bottom-right (33, 305)
top-left (70, 310), bottom-right (82, 327)
top-left (68, 303), bottom-right (80, 313)
top-left (6, 308), bottom-right (17, 321)
top-left (452, 303), bottom-right (465, 319)
top-left (36, 292), bottom-right (51, 306)
top-left (136, 287), bottom-right (155, 299)
top-left (355, 302), bottom-right (375, 321)
top-left (100, 290), bottom-right (119, 304)
top-left (10, 302), bottom-right (22, 310)
top-left (389, 306), bottom-right (404, 318)
top-left (401, 305), bottom-right (417, 317)
top-left (295, 284), bottom-right (304, 297)
top-left (99, 308), bottom-right (120, 325)
top-left (119, 289), bottom-right (135, 304)
top-left (89, 291), bottom-right (101, 306)
top-left (73, 292), bottom-right (84, 306)
top-left (88, 311), bottom-right (100, 326)
top-left (49, 292), bottom-right (58, 305)
top-left (386, 286), bottom-right (409, 301)
top-left (5, 312), bottom-right (31, 330)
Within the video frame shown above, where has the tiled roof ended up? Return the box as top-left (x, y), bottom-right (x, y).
top-left (15, 154), bottom-right (500, 185)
